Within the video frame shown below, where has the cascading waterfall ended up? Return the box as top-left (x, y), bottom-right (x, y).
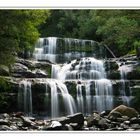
top-left (52, 57), bottom-right (106, 80)
top-left (52, 57), bottom-right (114, 113)
top-left (19, 37), bottom-right (134, 118)
top-left (18, 80), bottom-right (32, 116)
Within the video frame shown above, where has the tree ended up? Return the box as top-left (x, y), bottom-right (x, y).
top-left (0, 10), bottom-right (50, 65)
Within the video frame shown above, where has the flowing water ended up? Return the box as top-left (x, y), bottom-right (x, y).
top-left (33, 37), bottom-right (105, 63)
top-left (51, 57), bottom-right (113, 114)
top-left (118, 62), bottom-right (133, 106)
top-left (18, 37), bottom-right (133, 118)
top-left (18, 80), bottom-right (32, 116)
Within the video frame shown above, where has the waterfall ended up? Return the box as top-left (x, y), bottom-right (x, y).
top-left (52, 57), bottom-right (106, 80)
top-left (18, 80), bottom-right (32, 116)
top-left (52, 57), bottom-right (114, 113)
top-left (33, 37), bottom-right (106, 63)
top-left (76, 83), bottom-right (84, 113)
top-left (33, 37), bottom-right (57, 63)
top-left (118, 62), bottom-right (133, 106)
top-left (45, 79), bottom-right (77, 118)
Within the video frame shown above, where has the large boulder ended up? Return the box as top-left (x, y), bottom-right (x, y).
top-left (108, 105), bottom-right (139, 119)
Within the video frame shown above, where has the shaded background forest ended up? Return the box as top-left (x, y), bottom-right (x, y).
top-left (0, 10), bottom-right (140, 66)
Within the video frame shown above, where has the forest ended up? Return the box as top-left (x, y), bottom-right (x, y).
top-left (0, 10), bottom-right (140, 66)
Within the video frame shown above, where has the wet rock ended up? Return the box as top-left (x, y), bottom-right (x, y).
top-left (20, 116), bottom-right (36, 127)
top-left (98, 118), bottom-right (109, 130)
top-left (0, 113), bottom-right (10, 119)
top-left (32, 69), bottom-right (48, 78)
top-left (11, 63), bottom-right (28, 73)
top-left (108, 105), bottom-right (138, 118)
top-left (14, 112), bottom-right (25, 118)
top-left (0, 119), bottom-right (9, 126)
top-left (0, 125), bottom-right (11, 131)
top-left (120, 123), bottom-right (129, 130)
top-left (131, 124), bottom-right (140, 130)
top-left (108, 111), bottom-right (122, 121)
top-left (86, 113), bottom-right (100, 127)
top-left (42, 121), bottom-right (63, 130)
top-left (100, 110), bottom-right (110, 117)
top-left (124, 121), bottom-right (130, 125)
top-left (67, 113), bottom-right (84, 129)
top-left (130, 117), bottom-right (140, 124)
top-left (63, 124), bottom-right (73, 131)
top-left (69, 123), bottom-right (80, 130)
top-left (57, 117), bottom-right (71, 125)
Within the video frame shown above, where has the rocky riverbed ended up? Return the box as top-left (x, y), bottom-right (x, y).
top-left (0, 105), bottom-right (140, 131)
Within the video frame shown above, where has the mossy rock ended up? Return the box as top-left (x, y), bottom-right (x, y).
top-left (107, 71), bottom-right (120, 79)
top-left (0, 65), bottom-right (9, 76)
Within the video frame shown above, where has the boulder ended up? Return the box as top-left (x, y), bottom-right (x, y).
top-left (0, 125), bottom-right (11, 130)
top-left (32, 69), bottom-right (48, 78)
top-left (20, 116), bottom-right (36, 127)
top-left (86, 113), bottom-right (100, 127)
top-left (98, 118), bottom-right (109, 130)
top-left (0, 119), bottom-right (9, 126)
top-left (0, 65), bottom-right (9, 76)
top-left (108, 111), bottom-right (122, 121)
top-left (67, 113), bottom-right (84, 129)
top-left (11, 63), bottom-right (28, 73)
top-left (42, 121), bottom-right (63, 130)
top-left (108, 105), bottom-right (139, 119)
top-left (130, 117), bottom-right (140, 124)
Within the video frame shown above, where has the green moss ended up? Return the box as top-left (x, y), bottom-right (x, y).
top-left (0, 77), bottom-right (11, 92)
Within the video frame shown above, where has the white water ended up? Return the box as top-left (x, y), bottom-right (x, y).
top-left (52, 57), bottom-right (113, 113)
top-left (45, 79), bottom-right (76, 118)
top-left (33, 37), bottom-right (57, 63)
top-left (76, 83), bottom-right (84, 113)
top-left (52, 57), bottom-right (106, 80)
top-left (18, 80), bottom-right (32, 116)
top-left (33, 37), bottom-right (101, 63)
top-left (118, 62), bottom-right (133, 106)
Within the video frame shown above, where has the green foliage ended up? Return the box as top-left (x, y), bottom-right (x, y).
top-left (0, 10), bottom-right (50, 65)
top-left (40, 10), bottom-right (140, 57)
top-left (0, 77), bottom-right (11, 92)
